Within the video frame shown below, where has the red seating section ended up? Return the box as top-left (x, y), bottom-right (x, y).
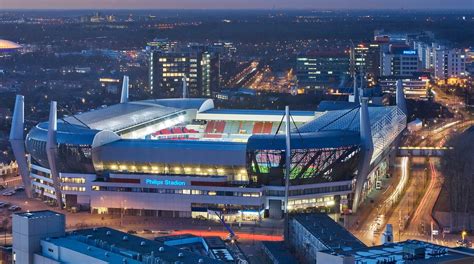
top-left (252, 122), bottom-right (273, 134)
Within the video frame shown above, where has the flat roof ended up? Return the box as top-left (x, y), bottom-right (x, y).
top-left (292, 213), bottom-right (367, 251)
top-left (15, 210), bottom-right (64, 219)
top-left (262, 241), bottom-right (299, 264)
top-left (72, 227), bottom-right (221, 264)
top-left (44, 237), bottom-right (142, 264)
top-left (328, 240), bottom-right (474, 263)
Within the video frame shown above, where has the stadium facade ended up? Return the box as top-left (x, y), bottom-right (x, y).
top-left (10, 78), bottom-right (407, 220)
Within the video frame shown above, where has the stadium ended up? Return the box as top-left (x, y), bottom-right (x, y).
top-left (0, 39), bottom-right (22, 55)
top-left (10, 78), bottom-right (407, 220)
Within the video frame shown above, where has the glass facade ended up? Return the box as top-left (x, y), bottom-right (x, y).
top-left (25, 122), bottom-right (98, 174)
top-left (247, 145), bottom-right (361, 186)
top-left (94, 162), bottom-right (248, 182)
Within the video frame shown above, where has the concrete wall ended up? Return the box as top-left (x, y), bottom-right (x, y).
top-left (317, 252), bottom-right (355, 264)
top-left (12, 213), bottom-right (65, 264)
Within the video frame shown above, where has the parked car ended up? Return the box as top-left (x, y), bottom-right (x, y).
top-left (8, 205), bottom-right (21, 211)
top-left (0, 202), bottom-right (10, 208)
top-left (142, 229), bottom-right (153, 234)
top-left (2, 191), bottom-right (14, 196)
top-left (127, 230), bottom-right (137, 234)
top-left (14, 186), bottom-right (24, 192)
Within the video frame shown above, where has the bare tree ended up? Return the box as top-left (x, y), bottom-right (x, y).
top-left (440, 132), bottom-right (474, 230)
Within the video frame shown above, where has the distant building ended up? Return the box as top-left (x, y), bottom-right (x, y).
top-left (350, 43), bottom-right (385, 85)
top-left (145, 38), bottom-right (177, 53)
top-left (0, 39), bottom-right (22, 56)
top-left (211, 41), bottom-right (237, 60)
top-left (381, 45), bottom-right (420, 77)
top-left (0, 161), bottom-right (18, 179)
top-left (379, 73), bottom-right (431, 98)
top-left (434, 47), bottom-right (467, 80)
top-left (296, 50), bottom-right (350, 91)
top-left (149, 46), bottom-right (220, 98)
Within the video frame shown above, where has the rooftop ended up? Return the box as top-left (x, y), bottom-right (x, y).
top-left (71, 227), bottom-right (221, 263)
top-left (327, 240), bottom-right (474, 263)
top-left (44, 237), bottom-right (142, 264)
top-left (199, 108), bottom-right (317, 117)
top-left (291, 213), bottom-right (367, 251)
top-left (15, 210), bottom-right (63, 220)
top-left (261, 241), bottom-right (299, 264)
top-left (63, 101), bottom-right (183, 132)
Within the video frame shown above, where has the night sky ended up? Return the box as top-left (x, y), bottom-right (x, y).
top-left (2, 0), bottom-right (474, 10)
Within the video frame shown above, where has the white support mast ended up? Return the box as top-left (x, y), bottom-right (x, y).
top-left (46, 101), bottom-right (63, 209)
top-left (9, 95), bottom-right (33, 198)
top-left (284, 105), bottom-right (291, 240)
top-left (120, 75), bottom-right (129, 103)
top-left (352, 98), bottom-right (374, 212)
top-left (396, 80), bottom-right (407, 115)
top-left (182, 75), bottom-right (188, 99)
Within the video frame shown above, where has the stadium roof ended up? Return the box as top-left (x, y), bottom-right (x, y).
top-left (247, 130), bottom-right (360, 150)
top-left (300, 106), bottom-right (399, 133)
top-left (201, 109), bottom-right (316, 117)
top-left (62, 99), bottom-right (212, 133)
top-left (0, 39), bottom-right (21, 50)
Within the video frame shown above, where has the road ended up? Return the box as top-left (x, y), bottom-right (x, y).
top-left (351, 83), bottom-right (473, 246)
top-left (351, 157), bottom-right (409, 245)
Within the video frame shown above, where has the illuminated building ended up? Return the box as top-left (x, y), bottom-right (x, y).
top-left (10, 81), bottom-right (406, 220)
top-left (350, 43), bottom-right (384, 85)
top-left (149, 47), bottom-right (220, 97)
top-left (434, 47), bottom-right (467, 81)
top-left (0, 39), bottom-right (22, 57)
top-left (296, 50), bottom-right (350, 91)
top-left (381, 45), bottom-right (420, 77)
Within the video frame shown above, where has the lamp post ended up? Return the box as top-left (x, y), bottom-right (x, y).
top-left (121, 200), bottom-right (127, 227)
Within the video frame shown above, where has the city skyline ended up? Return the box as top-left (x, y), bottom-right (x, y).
top-left (2, 0), bottom-right (474, 10)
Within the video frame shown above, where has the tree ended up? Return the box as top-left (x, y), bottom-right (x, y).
top-left (440, 131), bottom-right (474, 230)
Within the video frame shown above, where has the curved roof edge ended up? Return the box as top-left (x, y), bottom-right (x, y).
top-left (0, 39), bottom-right (22, 50)
top-left (247, 130), bottom-right (361, 151)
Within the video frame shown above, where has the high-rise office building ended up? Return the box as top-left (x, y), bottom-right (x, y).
top-left (149, 46), bottom-right (220, 98)
top-left (381, 45), bottom-right (420, 77)
top-left (434, 47), bottom-right (467, 80)
top-left (296, 50), bottom-right (350, 91)
top-left (350, 43), bottom-right (386, 85)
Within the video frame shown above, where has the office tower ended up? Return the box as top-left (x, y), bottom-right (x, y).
top-left (381, 45), bottom-right (420, 77)
top-left (350, 43), bottom-right (385, 85)
top-left (434, 47), bottom-right (467, 80)
top-left (149, 47), bottom-right (220, 98)
top-left (296, 50), bottom-right (350, 91)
